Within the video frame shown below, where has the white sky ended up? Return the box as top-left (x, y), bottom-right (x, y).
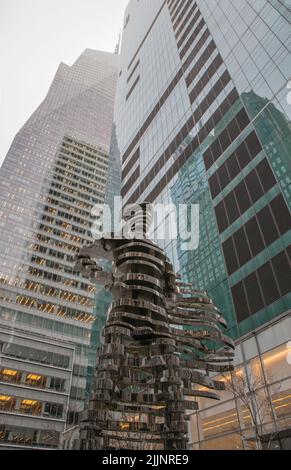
top-left (0, 0), bottom-right (129, 167)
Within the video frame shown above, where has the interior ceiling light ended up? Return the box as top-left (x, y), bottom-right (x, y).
top-left (27, 374), bottom-right (42, 381)
top-left (0, 395), bottom-right (11, 401)
top-left (21, 400), bottom-right (38, 407)
top-left (2, 369), bottom-right (17, 376)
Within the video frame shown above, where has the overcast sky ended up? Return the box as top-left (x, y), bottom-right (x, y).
top-left (0, 0), bottom-right (128, 167)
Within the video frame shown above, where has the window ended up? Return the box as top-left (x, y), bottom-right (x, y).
top-left (44, 402), bottom-right (63, 418)
top-left (269, 194), bottom-right (291, 235)
top-left (234, 180), bottom-right (251, 214)
top-left (271, 251), bottom-right (290, 296)
top-left (215, 200), bottom-right (228, 233)
top-left (231, 282), bottom-right (250, 322)
top-left (236, 140), bottom-right (251, 169)
top-left (245, 217), bottom-right (265, 257)
top-left (244, 272), bottom-right (264, 314)
top-left (19, 399), bottom-right (42, 416)
top-left (222, 237), bottom-right (239, 275)
top-left (224, 192), bottom-right (239, 224)
top-left (245, 169), bottom-right (264, 203)
top-left (233, 228), bottom-right (252, 266)
top-left (256, 158), bottom-right (276, 192)
top-left (25, 373), bottom-right (46, 388)
top-left (209, 172), bottom-right (221, 198)
top-left (217, 164), bottom-right (230, 191)
top-left (0, 368), bottom-right (21, 384)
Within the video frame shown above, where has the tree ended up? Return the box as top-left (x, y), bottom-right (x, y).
top-left (222, 367), bottom-right (281, 450)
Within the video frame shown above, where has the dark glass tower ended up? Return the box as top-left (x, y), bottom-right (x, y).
top-left (117, 0), bottom-right (291, 449)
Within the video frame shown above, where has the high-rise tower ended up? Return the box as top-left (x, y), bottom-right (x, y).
top-left (0, 50), bottom-right (118, 449)
top-left (117, 0), bottom-right (291, 449)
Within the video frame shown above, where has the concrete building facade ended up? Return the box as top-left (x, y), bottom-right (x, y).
top-left (0, 49), bottom-right (118, 448)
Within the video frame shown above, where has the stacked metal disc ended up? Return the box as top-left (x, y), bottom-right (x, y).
top-left (75, 203), bottom-right (234, 450)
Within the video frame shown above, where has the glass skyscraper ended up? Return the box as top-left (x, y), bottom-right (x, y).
top-left (0, 49), bottom-right (118, 448)
top-left (117, 0), bottom-right (291, 449)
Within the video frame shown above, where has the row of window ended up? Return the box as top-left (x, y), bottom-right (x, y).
top-left (62, 138), bottom-right (108, 161)
top-left (42, 202), bottom-right (92, 226)
top-left (35, 233), bottom-right (80, 255)
top-left (51, 167), bottom-right (105, 194)
top-left (231, 247), bottom-right (291, 322)
top-left (121, 166), bottom-right (140, 197)
top-left (38, 223), bottom-right (83, 244)
top-left (0, 367), bottom-right (66, 392)
top-left (54, 158), bottom-right (107, 185)
top-left (0, 396), bottom-right (64, 419)
top-left (176, 4), bottom-right (199, 48)
top-left (223, 194), bottom-right (291, 275)
top-left (70, 386), bottom-right (86, 400)
top-left (28, 257), bottom-right (93, 292)
top-left (126, 75), bottom-right (140, 102)
top-left (18, 279), bottom-right (92, 307)
top-left (185, 40), bottom-right (216, 88)
top-left (59, 147), bottom-right (108, 172)
top-left (189, 54), bottom-right (225, 104)
top-left (10, 291), bottom-right (92, 323)
top-left (125, 78), bottom-right (239, 201)
top-left (209, 130), bottom-right (263, 199)
top-left (0, 426), bottom-right (59, 448)
top-left (122, 67), bottom-right (183, 163)
top-left (0, 340), bottom-right (71, 368)
top-left (50, 178), bottom-right (104, 203)
top-left (48, 187), bottom-right (98, 210)
top-left (40, 215), bottom-right (86, 236)
top-left (0, 308), bottom-right (90, 339)
top-left (214, 158), bottom-right (277, 234)
top-left (172, 0), bottom-right (195, 32)
top-left (127, 59), bottom-right (140, 84)
top-left (122, 147), bottom-right (140, 180)
top-left (123, 2), bottom-right (207, 164)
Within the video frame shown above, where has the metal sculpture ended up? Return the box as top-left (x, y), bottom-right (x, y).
top-left (75, 203), bottom-right (234, 450)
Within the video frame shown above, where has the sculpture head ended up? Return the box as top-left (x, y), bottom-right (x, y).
top-left (122, 201), bottom-right (153, 239)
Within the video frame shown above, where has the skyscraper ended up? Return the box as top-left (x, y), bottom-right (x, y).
top-left (0, 50), bottom-right (118, 449)
top-left (117, 0), bottom-right (291, 449)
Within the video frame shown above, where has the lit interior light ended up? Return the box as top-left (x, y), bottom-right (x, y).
top-left (2, 369), bottom-right (18, 376)
top-left (120, 423), bottom-right (130, 430)
top-left (203, 411), bottom-right (239, 427)
top-left (27, 374), bottom-right (42, 381)
top-left (0, 395), bottom-right (11, 402)
top-left (274, 403), bottom-right (291, 411)
top-left (21, 399), bottom-right (38, 406)
top-left (272, 394), bottom-right (291, 404)
top-left (263, 347), bottom-right (291, 365)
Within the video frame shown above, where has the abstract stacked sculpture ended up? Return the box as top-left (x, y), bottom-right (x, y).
top-left (75, 203), bottom-right (234, 450)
